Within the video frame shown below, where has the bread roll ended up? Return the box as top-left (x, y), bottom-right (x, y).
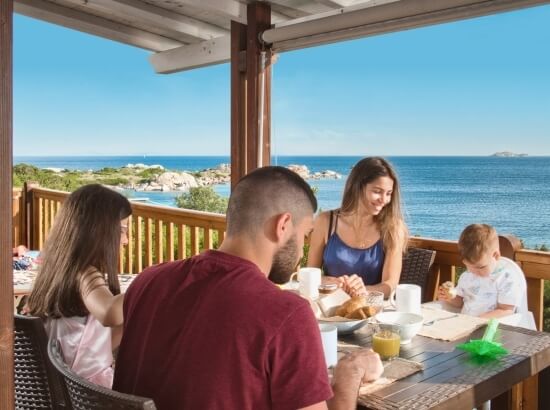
top-left (441, 281), bottom-right (457, 297)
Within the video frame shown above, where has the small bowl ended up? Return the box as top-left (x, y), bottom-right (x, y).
top-left (374, 311), bottom-right (423, 344)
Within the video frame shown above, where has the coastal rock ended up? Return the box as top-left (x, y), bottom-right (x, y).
top-left (287, 164), bottom-right (310, 179)
top-left (215, 163), bottom-right (231, 173)
top-left (125, 163), bottom-right (165, 170)
top-left (155, 172), bottom-right (198, 191)
top-left (311, 170), bottom-right (342, 180)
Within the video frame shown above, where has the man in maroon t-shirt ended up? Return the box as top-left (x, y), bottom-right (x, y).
top-left (113, 166), bottom-right (383, 410)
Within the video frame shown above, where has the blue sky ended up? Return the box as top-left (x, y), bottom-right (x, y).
top-left (14, 5), bottom-right (550, 156)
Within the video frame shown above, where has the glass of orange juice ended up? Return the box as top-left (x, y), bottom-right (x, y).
top-left (372, 325), bottom-right (400, 360)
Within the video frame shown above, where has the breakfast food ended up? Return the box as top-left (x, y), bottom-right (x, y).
top-left (334, 296), bottom-right (381, 320)
top-left (441, 281), bottom-right (457, 298)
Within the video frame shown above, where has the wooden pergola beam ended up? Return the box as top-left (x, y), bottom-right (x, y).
top-left (230, 1), bottom-right (272, 187)
top-left (15, 0), bottom-right (184, 52)
top-left (0, 0), bottom-right (14, 408)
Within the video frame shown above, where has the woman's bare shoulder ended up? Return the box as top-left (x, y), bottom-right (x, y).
top-left (313, 210), bottom-right (332, 228)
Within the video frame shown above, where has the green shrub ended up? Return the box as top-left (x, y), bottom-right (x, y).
top-left (137, 168), bottom-right (164, 180)
top-left (176, 186), bottom-right (228, 214)
top-left (98, 177), bottom-right (128, 186)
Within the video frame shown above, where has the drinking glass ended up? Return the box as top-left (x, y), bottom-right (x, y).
top-left (372, 324), bottom-right (400, 360)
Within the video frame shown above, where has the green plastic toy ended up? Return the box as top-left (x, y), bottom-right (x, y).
top-left (456, 319), bottom-right (508, 361)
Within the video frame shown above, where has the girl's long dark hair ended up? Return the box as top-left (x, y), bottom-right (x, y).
top-left (27, 184), bottom-right (132, 318)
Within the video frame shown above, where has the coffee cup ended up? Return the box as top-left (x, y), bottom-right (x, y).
top-left (290, 267), bottom-right (322, 300)
top-left (389, 284), bottom-right (422, 315)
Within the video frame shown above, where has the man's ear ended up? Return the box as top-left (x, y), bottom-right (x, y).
top-left (274, 212), bottom-right (292, 243)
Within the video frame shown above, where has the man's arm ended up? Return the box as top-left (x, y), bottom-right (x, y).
top-left (298, 348), bottom-right (383, 410)
top-left (327, 349), bottom-right (383, 410)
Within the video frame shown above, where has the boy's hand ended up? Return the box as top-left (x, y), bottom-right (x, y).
top-left (437, 286), bottom-right (454, 301)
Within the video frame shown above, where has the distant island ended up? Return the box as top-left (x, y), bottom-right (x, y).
top-left (491, 151), bottom-right (528, 157)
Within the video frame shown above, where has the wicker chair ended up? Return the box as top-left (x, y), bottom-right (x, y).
top-left (399, 247), bottom-right (437, 302)
top-left (47, 339), bottom-right (157, 410)
top-left (14, 314), bottom-right (69, 409)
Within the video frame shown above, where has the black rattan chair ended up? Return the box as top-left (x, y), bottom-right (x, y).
top-left (14, 314), bottom-right (70, 409)
top-left (399, 247), bottom-right (437, 302)
top-left (47, 339), bottom-right (156, 410)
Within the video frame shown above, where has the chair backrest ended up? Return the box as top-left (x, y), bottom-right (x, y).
top-left (14, 314), bottom-right (69, 409)
top-left (399, 247), bottom-right (437, 302)
top-left (48, 339), bottom-right (157, 410)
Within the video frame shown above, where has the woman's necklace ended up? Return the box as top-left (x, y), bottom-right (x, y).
top-left (350, 216), bottom-right (375, 249)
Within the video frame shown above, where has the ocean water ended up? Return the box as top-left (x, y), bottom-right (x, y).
top-left (14, 156), bottom-right (550, 248)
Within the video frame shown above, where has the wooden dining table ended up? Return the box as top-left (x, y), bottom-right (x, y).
top-left (339, 323), bottom-right (550, 410)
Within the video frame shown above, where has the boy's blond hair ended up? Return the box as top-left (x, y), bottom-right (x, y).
top-left (458, 224), bottom-right (499, 263)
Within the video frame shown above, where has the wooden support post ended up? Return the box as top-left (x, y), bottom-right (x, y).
top-left (230, 20), bottom-right (247, 189)
top-left (230, 1), bottom-right (271, 188)
top-left (0, 0), bottom-right (14, 408)
top-left (246, 1), bottom-right (271, 172)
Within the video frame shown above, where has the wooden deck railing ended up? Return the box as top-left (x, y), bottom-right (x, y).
top-left (12, 188), bottom-right (24, 247)
top-left (14, 186), bottom-right (226, 274)
top-left (12, 185), bottom-right (550, 331)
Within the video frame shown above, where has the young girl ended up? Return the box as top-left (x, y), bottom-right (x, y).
top-left (27, 184), bottom-right (132, 388)
top-left (307, 157), bottom-right (408, 298)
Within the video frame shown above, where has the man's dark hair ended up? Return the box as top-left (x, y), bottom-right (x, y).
top-left (226, 166), bottom-right (317, 236)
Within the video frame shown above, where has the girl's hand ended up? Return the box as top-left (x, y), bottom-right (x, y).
top-left (339, 274), bottom-right (367, 297)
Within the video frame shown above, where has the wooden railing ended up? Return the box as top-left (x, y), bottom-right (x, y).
top-left (15, 186), bottom-right (226, 274)
top-left (12, 188), bottom-right (24, 247)
top-left (12, 185), bottom-right (550, 331)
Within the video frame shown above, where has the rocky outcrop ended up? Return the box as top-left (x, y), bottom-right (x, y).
top-left (107, 163), bottom-right (342, 192)
top-left (131, 171), bottom-right (199, 192)
top-left (286, 164), bottom-right (342, 180)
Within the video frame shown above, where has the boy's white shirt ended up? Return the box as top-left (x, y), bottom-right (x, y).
top-left (456, 257), bottom-right (526, 317)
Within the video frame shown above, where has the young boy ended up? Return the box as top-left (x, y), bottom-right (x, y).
top-left (437, 224), bottom-right (526, 319)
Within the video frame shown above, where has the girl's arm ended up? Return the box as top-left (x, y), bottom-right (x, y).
top-left (306, 211), bottom-right (330, 269)
top-left (80, 269), bottom-right (124, 327)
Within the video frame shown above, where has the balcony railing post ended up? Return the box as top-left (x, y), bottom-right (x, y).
top-left (23, 181), bottom-right (39, 249)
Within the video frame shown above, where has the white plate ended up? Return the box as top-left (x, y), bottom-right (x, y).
top-left (317, 318), bottom-right (368, 334)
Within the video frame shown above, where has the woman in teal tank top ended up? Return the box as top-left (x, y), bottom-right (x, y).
top-left (306, 157), bottom-right (408, 298)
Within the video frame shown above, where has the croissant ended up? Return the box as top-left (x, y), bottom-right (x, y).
top-left (334, 296), bottom-right (367, 317)
top-left (334, 296), bottom-right (381, 319)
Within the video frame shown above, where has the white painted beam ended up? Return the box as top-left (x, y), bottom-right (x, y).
top-left (15, 0), bottom-right (183, 51)
top-left (171, 0), bottom-right (289, 23)
top-left (149, 35), bottom-right (230, 73)
top-left (314, 0), bottom-right (365, 7)
top-left (61, 0), bottom-right (227, 42)
top-left (263, 0), bottom-right (550, 51)
top-left (172, 0), bottom-right (247, 24)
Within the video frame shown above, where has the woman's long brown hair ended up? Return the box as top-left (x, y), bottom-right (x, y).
top-left (340, 157), bottom-right (408, 252)
top-left (27, 184), bottom-right (132, 318)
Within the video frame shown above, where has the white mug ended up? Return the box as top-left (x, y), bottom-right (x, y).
top-left (318, 324), bottom-right (338, 368)
top-left (390, 284), bottom-right (422, 315)
top-left (290, 267), bottom-right (321, 300)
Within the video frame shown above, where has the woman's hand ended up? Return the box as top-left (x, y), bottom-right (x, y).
top-left (339, 274), bottom-right (367, 297)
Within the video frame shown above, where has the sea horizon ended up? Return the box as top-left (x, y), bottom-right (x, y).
top-left (13, 155), bottom-right (550, 248)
